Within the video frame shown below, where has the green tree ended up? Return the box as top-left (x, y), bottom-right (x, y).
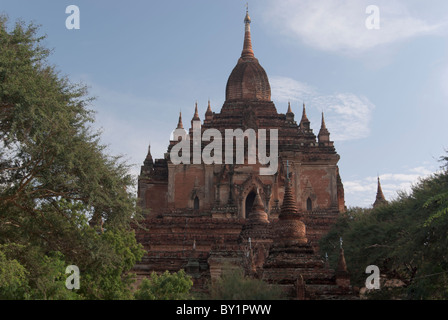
top-left (320, 153), bottom-right (448, 299)
top-left (134, 270), bottom-right (193, 300)
top-left (0, 16), bottom-right (144, 299)
top-left (208, 265), bottom-right (284, 300)
top-left (0, 245), bottom-right (29, 299)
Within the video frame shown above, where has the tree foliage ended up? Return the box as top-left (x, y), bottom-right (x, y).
top-left (134, 270), bottom-right (193, 300)
top-left (320, 153), bottom-right (448, 299)
top-left (0, 244), bottom-right (29, 299)
top-left (208, 265), bottom-right (284, 300)
top-left (0, 15), bottom-right (144, 299)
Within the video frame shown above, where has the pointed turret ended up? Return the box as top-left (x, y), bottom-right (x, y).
top-left (319, 111), bottom-right (329, 133)
top-left (274, 165), bottom-right (308, 245)
top-left (373, 176), bottom-right (388, 208)
top-left (279, 179), bottom-right (300, 219)
top-left (205, 99), bottom-right (213, 122)
top-left (337, 247), bottom-right (348, 274)
top-left (177, 111), bottom-right (184, 129)
top-left (299, 102), bottom-right (311, 130)
top-left (190, 102), bottom-right (201, 134)
top-left (298, 102), bottom-right (317, 143)
top-left (192, 101), bottom-right (200, 121)
top-left (318, 112), bottom-right (331, 145)
top-left (140, 143), bottom-right (154, 177)
top-left (241, 6), bottom-right (254, 59)
top-left (145, 143), bottom-right (153, 164)
top-left (286, 101), bottom-right (294, 122)
top-left (335, 246), bottom-right (350, 288)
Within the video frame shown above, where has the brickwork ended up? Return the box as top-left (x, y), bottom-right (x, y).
top-left (133, 10), bottom-right (355, 299)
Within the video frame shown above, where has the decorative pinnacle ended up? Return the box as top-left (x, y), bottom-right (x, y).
top-left (192, 101), bottom-right (200, 121)
top-left (299, 102), bottom-right (310, 129)
top-left (242, 5), bottom-right (254, 59)
top-left (319, 111), bottom-right (330, 138)
top-left (279, 173), bottom-right (300, 218)
top-left (321, 111), bottom-right (327, 129)
top-left (206, 99), bottom-right (213, 115)
top-left (337, 246), bottom-right (348, 273)
top-left (177, 111), bottom-right (184, 129)
top-left (144, 142), bottom-right (153, 165)
top-left (375, 176), bottom-right (387, 203)
top-left (287, 101), bottom-right (293, 114)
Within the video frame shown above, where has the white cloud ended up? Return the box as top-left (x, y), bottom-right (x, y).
top-left (343, 165), bottom-right (438, 207)
top-left (268, 76), bottom-right (316, 102)
top-left (262, 0), bottom-right (447, 54)
top-left (270, 76), bottom-right (375, 141)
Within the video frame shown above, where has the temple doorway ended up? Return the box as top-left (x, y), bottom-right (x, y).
top-left (245, 191), bottom-right (257, 218)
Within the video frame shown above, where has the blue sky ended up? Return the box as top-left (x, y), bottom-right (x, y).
top-left (2, 0), bottom-right (448, 207)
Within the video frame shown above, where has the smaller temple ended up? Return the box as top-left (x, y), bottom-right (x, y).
top-left (373, 177), bottom-right (388, 208)
top-left (261, 176), bottom-right (356, 299)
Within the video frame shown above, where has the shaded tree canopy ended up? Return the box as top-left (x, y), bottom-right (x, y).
top-left (0, 15), bottom-right (144, 299)
top-left (134, 270), bottom-right (193, 300)
top-left (208, 264), bottom-right (284, 300)
top-left (320, 153), bottom-right (448, 299)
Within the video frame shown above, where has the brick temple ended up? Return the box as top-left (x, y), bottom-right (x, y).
top-left (134, 9), bottom-right (357, 299)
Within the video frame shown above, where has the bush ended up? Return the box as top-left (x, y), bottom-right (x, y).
top-left (134, 270), bottom-right (193, 300)
top-left (208, 265), bottom-right (284, 300)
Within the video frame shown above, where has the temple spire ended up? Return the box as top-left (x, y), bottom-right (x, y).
top-left (301, 103), bottom-right (309, 121)
top-left (373, 176), bottom-right (388, 208)
top-left (287, 101), bottom-right (293, 114)
top-left (275, 164), bottom-right (308, 245)
top-left (206, 100), bottom-right (212, 114)
top-left (177, 111), bottom-right (184, 129)
top-left (241, 5), bottom-right (254, 59)
top-left (299, 102), bottom-right (311, 131)
top-left (192, 101), bottom-right (200, 121)
top-left (279, 169), bottom-right (301, 219)
top-left (335, 245), bottom-right (350, 288)
top-left (144, 142), bottom-right (153, 165)
top-left (286, 101), bottom-right (294, 122)
top-left (141, 142), bottom-right (154, 177)
top-left (321, 111), bottom-right (327, 129)
top-left (205, 99), bottom-right (213, 121)
top-left (318, 111), bottom-right (330, 143)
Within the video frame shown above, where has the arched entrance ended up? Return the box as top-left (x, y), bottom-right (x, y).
top-left (245, 191), bottom-right (257, 218)
top-left (306, 197), bottom-right (312, 211)
top-left (194, 196), bottom-right (200, 210)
